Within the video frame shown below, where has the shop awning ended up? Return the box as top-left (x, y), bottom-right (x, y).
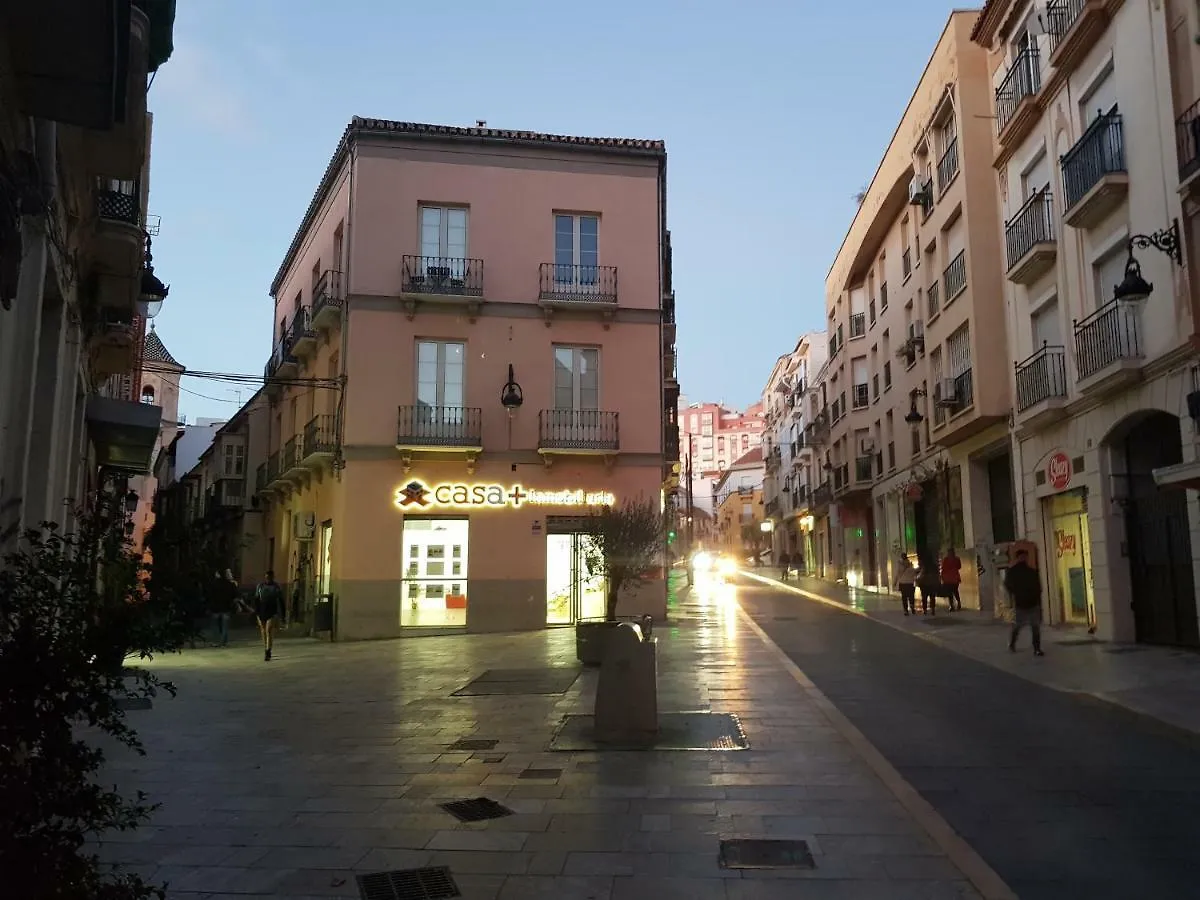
top-left (86, 395), bottom-right (161, 473)
top-left (1152, 461), bottom-right (1200, 492)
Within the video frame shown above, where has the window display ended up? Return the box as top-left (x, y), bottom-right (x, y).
top-left (401, 518), bottom-right (469, 627)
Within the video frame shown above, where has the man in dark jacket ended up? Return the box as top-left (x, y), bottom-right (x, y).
top-left (1004, 549), bottom-right (1044, 656)
top-left (254, 570), bottom-right (284, 661)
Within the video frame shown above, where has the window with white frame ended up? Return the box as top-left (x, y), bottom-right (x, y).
top-left (1031, 298), bottom-right (1062, 348)
top-left (553, 346), bottom-right (599, 410)
top-left (223, 442), bottom-right (245, 477)
top-left (1093, 246), bottom-right (1127, 311)
top-left (554, 214), bottom-right (600, 285)
top-left (420, 207), bottom-right (468, 260)
top-left (416, 340), bottom-right (465, 411)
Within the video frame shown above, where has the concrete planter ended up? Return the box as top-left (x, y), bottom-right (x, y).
top-left (576, 616), bottom-right (654, 666)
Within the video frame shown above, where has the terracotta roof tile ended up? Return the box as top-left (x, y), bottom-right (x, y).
top-left (270, 118), bottom-right (666, 297)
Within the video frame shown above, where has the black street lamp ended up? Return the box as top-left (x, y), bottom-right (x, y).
top-left (1114, 219), bottom-right (1183, 305)
top-left (137, 233), bottom-right (169, 319)
top-left (500, 363), bottom-right (524, 411)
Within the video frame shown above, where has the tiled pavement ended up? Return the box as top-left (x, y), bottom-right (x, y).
top-left (93, 581), bottom-right (997, 900)
top-left (742, 570), bottom-right (1200, 739)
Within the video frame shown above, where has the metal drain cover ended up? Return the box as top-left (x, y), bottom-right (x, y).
top-left (438, 797), bottom-right (514, 823)
top-left (357, 866), bottom-right (460, 899)
top-left (449, 738), bottom-right (498, 751)
top-left (719, 838), bottom-right (816, 870)
top-left (519, 768), bottom-right (562, 780)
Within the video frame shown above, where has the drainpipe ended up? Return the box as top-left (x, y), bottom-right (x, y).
top-left (0, 118), bottom-right (55, 547)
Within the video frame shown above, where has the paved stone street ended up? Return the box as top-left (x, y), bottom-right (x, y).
top-left (94, 581), bottom-right (991, 900)
top-left (738, 576), bottom-right (1200, 900)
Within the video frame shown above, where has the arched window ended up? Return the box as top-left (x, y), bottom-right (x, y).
top-left (141, 384), bottom-right (155, 404)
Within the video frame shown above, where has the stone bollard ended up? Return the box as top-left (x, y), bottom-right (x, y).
top-left (593, 621), bottom-right (658, 745)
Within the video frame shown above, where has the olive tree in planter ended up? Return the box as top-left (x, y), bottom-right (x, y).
top-left (575, 496), bottom-right (666, 665)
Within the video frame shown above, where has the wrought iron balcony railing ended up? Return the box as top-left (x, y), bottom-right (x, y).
top-left (96, 186), bottom-right (140, 224)
top-left (538, 409), bottom-right (619, 451)
top-left (855, 456), bottom-right (874, 483)
top-left (1005, 190), bottom-right (1055, 268)
top-left (849, 312), bottom-right (866, 338)
top-left (852, 383), bottom-right (869, 410)
top-left (396, 405), bottom-right (483, 447)
top-left (937, 138), bottom-right (960, 195)
top-left (1047, 0), bottom-right (1088, 53)
top-left (538, 263), bottom-right (617, 304)
top-left (927, 280), bottom-right (941, 319)
top-left (266, 451), bottom-right (280, 484)
top-left (1176, 98), bottom-right (1200, 182)
top-left (401, 256), bottom-right (483, 296)
top-left (1061, 109), bottom-right (1125, 212)
top-left (282, 437), bottom-right (300, 472)
top-left (303, 414), bottom-right (337, 458)
top-left (943, 250), bottom-right (967, 301)
top-left (1074, 299), bottom-right (1141, 380)
top-left (312, 269), bottom-right (344, 318)
top-left (995, 47), bottom-right (1041, 133)
top-left (1015, 344), bottom-right (1068, 412)
top-left (953, 368), bottom-right (975, 410)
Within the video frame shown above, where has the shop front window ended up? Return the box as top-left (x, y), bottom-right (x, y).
top-left (401, 517), bottom-right (468, 628)
top-left (1045, 490), bottom-right (1094, 626)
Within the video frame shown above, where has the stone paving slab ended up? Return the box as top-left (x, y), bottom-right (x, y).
top-left (92, 585), bottom-right (992, 899)
top-left (744, 569), bottom-right (1200, 738)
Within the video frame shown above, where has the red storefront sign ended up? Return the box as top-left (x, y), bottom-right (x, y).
top-left (1046, 452), bottom-right (1072, 491)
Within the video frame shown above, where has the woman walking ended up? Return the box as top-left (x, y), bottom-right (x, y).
top-left (894, 554), bottom-right (918, 616)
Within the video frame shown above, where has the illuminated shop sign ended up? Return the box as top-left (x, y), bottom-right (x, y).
top-left (394, 480), bottom-right (615, 510)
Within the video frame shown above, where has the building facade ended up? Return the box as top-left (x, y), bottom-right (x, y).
top-left (0, 2), bottom-right (176, 548)
top-left (819, 10), bottom-right (1013, 607)
top-left (973, 0), bottom-right (1200, 644)
top-left (761, 332), bottom-right (827, 570)
top-left (713, 447), bottom-right (765, 559)
top-left (257, 119), bottom-right (675, 639)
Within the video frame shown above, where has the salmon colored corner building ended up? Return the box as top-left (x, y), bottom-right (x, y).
top-left (255, 118), bottom-right (678, 640)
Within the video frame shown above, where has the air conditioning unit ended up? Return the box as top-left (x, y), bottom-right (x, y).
top-left (935, 378), bottom-right (958, 407)
top-left (907, 174), bottom-right (928, 205)
top-left (293, 511), bottom-right (316, 541)
top-left (860, 437), bottom-right (876, 454)
top-left (909, 320), bottom-right (924, 340)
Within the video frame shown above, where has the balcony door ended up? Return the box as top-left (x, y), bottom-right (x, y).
top-left (552, 347), bottom-right (600, 445)
top-left (419, 206), bottom-right (468, 283)
top-left (416, 340), bottom-right (466, 438)
top-left (554, 214), bottom-right (599, 289)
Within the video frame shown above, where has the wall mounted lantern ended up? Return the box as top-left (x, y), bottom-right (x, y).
top-left (1113, 219), bottom-right (1182, 305)
top-left (500, 363), bottom-right (523, 412)
top-left (136, 233), bottom-right (169, 319)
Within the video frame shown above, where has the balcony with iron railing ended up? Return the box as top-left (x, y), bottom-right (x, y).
top-left (927, 280), bottom-right (941, 320)
top-left (849, 312), bottom-right (866, 339)
top-left (288, 306), bottom-right (317, 359)
top-left (1061, 109), bottom-right (1127, 228)
top-left (1175, 98), bottom-right (1200, 185)
top-left (401, 256), bottom-right (484, 301)
top-left (995, 47), bottom-right (1042, 145)
top-left (766, 445), bottom-right (782, 471)
top-left (1073, 299), bottom-right (1143, 393)
top-left (281, 436), bottom-right (303, 480)
top-left (813, 482), bottom-right (832, 507)
top-left (943, 250), bottom-right (967, 304)
top-left (538, 409), bottom-right (619, 453)
top-left (937, 138), bottom-right (960, 196)
top-left (855, 456), bottom-right (874, 484)
top-left (1005, 190), bottom-right (1056, 284)
top-left (266, 451), bottom-right (280, 486)
top-left (852, 383), bottom-right (869, 410)
top-left (311, 269), bottom-right (344, 330)
top-left (396, 406), bottom-right (484, 450)
top-left (1046, 0), bottom-right (1108, 72)
top-left (264, 336), bottom-right (297, 390)
top-left (953, 368), bottom-right (974, 412)
top-left (93, 181), bottom-right (143, 278)
top-left (1015, 343), bottom-right (1068, 426)
top-left (539, 263), bottom-right (618, 306)
top-left (302, 414), bottom-right (337, 464)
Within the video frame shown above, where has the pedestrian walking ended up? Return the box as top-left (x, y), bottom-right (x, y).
top-left (1005, 549), bottom-right (1045, 656)
top-left (940, 547), bottom-right (963, 611)
top-left (779, 551), bottom-right (791, 582)
top-left (254, 570), bottom-right (284, 661)
top-left (894, 553), bottom-right (918, 616)
top-left (916, 554), bottom-right (940, 615)
top-left (209, 569), bottom-right (238, 647)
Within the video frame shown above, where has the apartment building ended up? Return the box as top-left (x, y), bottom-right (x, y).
top-left (0, 2), bottom-right (176, 546)
top-left (713, 446), bottom-right (765, 559)
top-left (761, 332), bottom-right (828, 569)
top-left (153, 392), bottom-right (271, 590)
top-left (820, 10), bottom-right (1013, 607)
top-left (973, 0), bottom-right (1200, 645)
top-left (678, 400), bottom-right (764, 477)
top-left (257, 119), bottom-right (675, 639)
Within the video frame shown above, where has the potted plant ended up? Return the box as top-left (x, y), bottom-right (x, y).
top-left (575, 496), bottom-right (666, 665)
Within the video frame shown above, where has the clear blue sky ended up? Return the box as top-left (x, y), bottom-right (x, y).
top-left (147, 0), bottom-right (969, 422)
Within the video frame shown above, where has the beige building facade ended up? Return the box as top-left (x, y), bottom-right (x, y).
top-left (819, 10), bottom-right (1014, 608)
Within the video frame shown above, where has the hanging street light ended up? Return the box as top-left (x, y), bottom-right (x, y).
top-left (1113, 219), bottom-right (1182, 305)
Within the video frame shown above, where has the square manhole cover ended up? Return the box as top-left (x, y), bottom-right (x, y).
top-left (357, 865), bottom-right (460, 899)
top-left (453, 668), bottom-right (579, 696)
top-left (438, 797), bottom-right (514, 823)
top-left (519, 768), bottom-right (562, 780)
top-left (549, 712), bottom-right (749, 751)
top-left (449, 738), bottom-right (498, 751)
top-left (718, 838), bottom-right (816, 870)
